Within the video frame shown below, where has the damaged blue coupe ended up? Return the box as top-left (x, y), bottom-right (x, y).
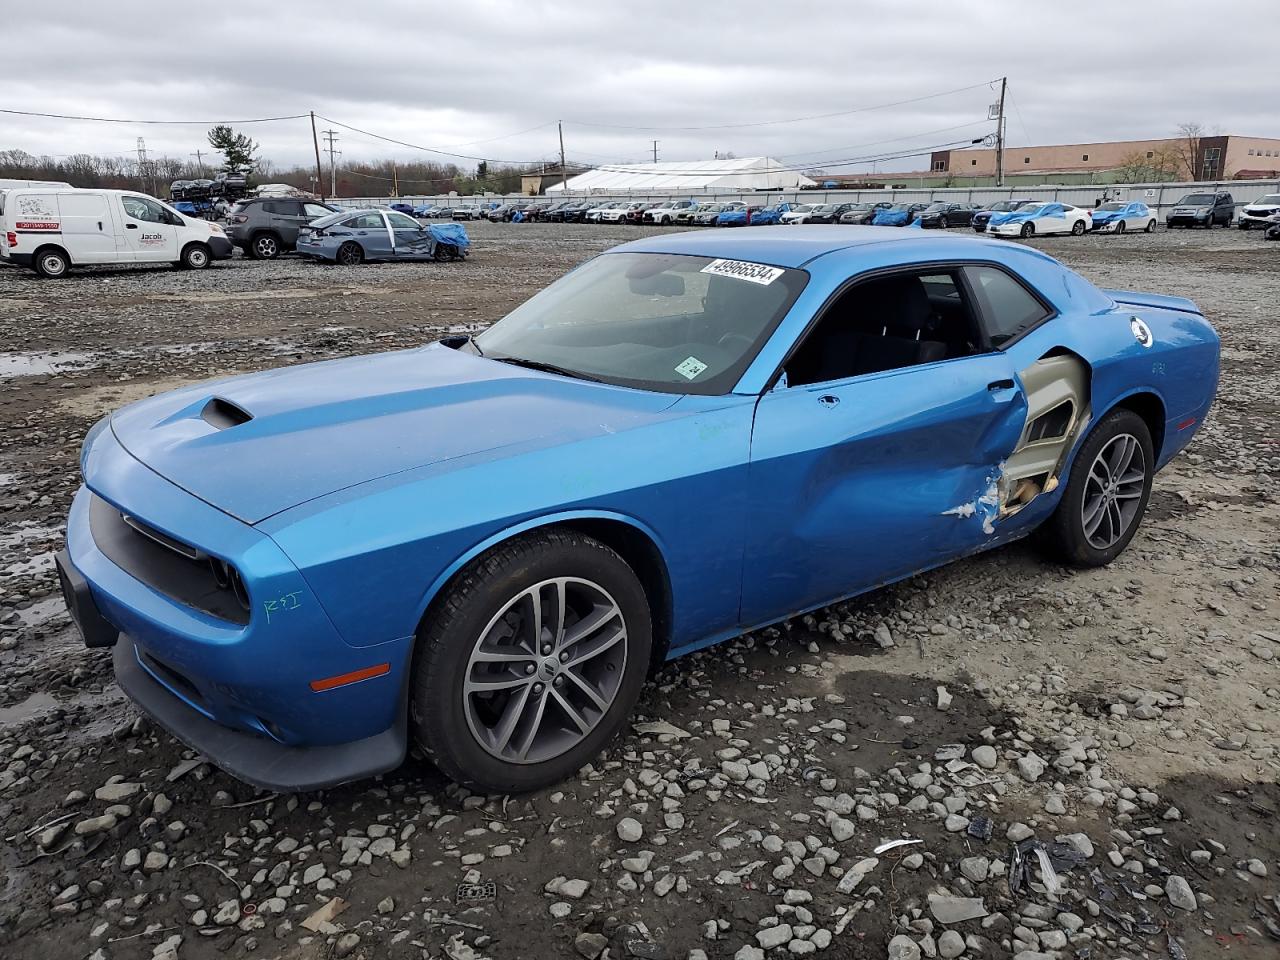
top-left (57, 226), bottom-right (1219, 794)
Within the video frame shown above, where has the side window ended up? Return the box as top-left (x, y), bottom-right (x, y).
top-left (259, 201), bottom-right (280, 215)
top-left (387, 212), bottom-right (420, 230)
top-left (121, 196), bottom-right (167, 223)
top-left (303, 203), bottom-right (333, 219)
top-left (785, 270), bottom-right (984, 387)
top-left (965, 266), bottom-right (1052, 347)
top-left (343, 213), bottom-right (383, 229)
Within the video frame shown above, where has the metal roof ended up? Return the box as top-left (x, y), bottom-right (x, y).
top-left (547, 157), bottom-right (816, 193)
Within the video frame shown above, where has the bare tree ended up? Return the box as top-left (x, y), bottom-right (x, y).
top-left (1175, 123), bottom-right (1205, 179)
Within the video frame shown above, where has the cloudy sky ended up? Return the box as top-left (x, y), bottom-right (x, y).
top-left (4, 0), bottom-right (1275, 176)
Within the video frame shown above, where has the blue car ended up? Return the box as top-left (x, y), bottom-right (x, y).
top-left (296, 209), bottom-right (470, 264)
top-left (1089, 201), bottom-right (1157, 234)
top-left (57, 227), bottom-right (1219, 793)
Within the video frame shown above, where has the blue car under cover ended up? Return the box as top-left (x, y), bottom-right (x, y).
top-left (59, 226), bottom-right (1220, 790)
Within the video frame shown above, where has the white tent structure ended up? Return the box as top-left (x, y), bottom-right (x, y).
top-left (547, 157), bottom-right (815, 193)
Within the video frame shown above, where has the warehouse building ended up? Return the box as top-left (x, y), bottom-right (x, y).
top-left (843, 134), bottom-right (1280, 188)
top-left (547, 157), bottom-right (815, 193)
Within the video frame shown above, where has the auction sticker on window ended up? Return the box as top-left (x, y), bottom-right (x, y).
top-left (700, 258), bottom-right (784, 285)
top-left (675, 356), bottom-right (709, 380)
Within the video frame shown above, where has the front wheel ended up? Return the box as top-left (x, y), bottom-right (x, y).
top-left (1039, 408), bottom-right (1154, 567)
top-left (1020, 222), bottom-right (1034, 238)
top-left (1071, 219), bottom-right (1087, 236)
top-left (336, 241), bottom-right (363, 266)
top-left (411, 531), bottom-right (652, 793)
top-left (1116, 220), bottom-right (1126, 235)
top-left (178, 243), bottom-right (211, 270)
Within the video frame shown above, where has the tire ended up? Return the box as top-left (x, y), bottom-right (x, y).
top-left (1145, 220), bottom-right (1156, 233)
top-left (1115, 220), bottom-right (1126, 235)
top-left (1239, 221), bottom-right (1250, 230)
top-left (178, 243), bottom-right (211, 270)
top-left (336, 241), bottom-right (363, 266)
top-left (251, 233), bottom-right (281, 259)
top-left (411, 530), bottom-right (653, 793)
top-left (1071, 218), bottom-right (1086, 236)
top-left (1039, 408), bottom-right (1154, 568)
top-left (661, 216), bottom-right (671, 225)
top-left (1020, 222), bottom-right (1034, 238)
top-left (33, 247), bottom-right (70, 279)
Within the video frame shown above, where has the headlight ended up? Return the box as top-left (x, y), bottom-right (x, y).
top-left (1197, 207), bottom-right (1210, 215)
top-left (209, 223), bottom-right (226, 234)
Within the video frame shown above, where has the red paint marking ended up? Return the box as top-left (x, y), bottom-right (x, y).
top-left (1177, 417), bottom-right (1197, 430)
top-left (309, 663), bottom-right (390, 692)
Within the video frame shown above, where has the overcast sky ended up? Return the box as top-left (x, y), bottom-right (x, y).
top-left (4, 0), bottom-right (1275, 177)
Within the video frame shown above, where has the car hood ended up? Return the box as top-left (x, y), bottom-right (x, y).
top-left (108, 345), bottom-right (680, 525)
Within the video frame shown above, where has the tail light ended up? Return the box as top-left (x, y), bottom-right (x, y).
top-left (5, 232), bottom-right (16, 248)
top-left (230, 215), bottom-right (249, 224)
top-left (309, 228), bottom-right (326, 237)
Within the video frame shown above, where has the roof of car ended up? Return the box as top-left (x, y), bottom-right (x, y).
top-left (612, 225), bottom-right (1009, 269)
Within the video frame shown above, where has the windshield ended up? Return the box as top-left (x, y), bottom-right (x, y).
top-left (475, 252), bottom-right (808, 395)
top-left (1097, 202), bottom-right (1126, 211)
top-left (1254, 194), bottom-right (1280, 205)
top-left (1016, 205), bottom-right (1045, 216)
top-left (1180, 194), bottom-right (1215, 205)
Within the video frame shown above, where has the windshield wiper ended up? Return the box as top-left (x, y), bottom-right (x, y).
top-left (490, 354), bottom-right (603, 383)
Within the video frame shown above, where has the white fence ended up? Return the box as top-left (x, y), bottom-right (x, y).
top-left (327, 178), bottom-right (1280, 216)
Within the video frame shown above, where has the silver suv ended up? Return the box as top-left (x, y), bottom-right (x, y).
top-left (225, 197), bottom-right (337, 259)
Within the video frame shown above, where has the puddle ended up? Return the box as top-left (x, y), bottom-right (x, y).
top-left (0, 351), bottom-right (98, 380)
top-left (3, 550), bottom-right (54, 580)
top-left (0, 687), bottom-right (128, 736)
top-left (0, 691), bottom-right (59, 727)
top-left (16, 596), bottom-right (67, 627)
top-left (0, 521), bottom-right (60, 552)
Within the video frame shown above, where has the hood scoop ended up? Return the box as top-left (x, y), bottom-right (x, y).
top-left (201, 397), bottom-right (253, 429)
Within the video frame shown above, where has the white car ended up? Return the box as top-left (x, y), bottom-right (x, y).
top-left (585, 201), bottom-right (624, 223)
top-left (1238, 193), bottom-right (1280, 230)
top-left (642, 200), bottom-right (695, 225)
top-left (1088, 201), bottom-right (1157, 234)
top-left (780, 203), bottom-right (817, 224)
top-left (988, 202), bottom-right (1092, 238)
top-left (599, 202), bottom-right (643, 224)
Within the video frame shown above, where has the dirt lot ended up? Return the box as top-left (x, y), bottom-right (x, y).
top-left (0, 221), bottom-right (1276, 960)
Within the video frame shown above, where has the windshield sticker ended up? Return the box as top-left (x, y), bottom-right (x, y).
top-left (675, 356), bottom-right (709, 380)
top-left (700, 258), bottom-right (784, 286)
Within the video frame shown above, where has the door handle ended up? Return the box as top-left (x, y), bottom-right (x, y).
top-left (987, 379), bottom-right (1015, 392)
top-left (97, 221), bottom-right (103, 231)
top-left (126, 223), bottom-right (138, 229)
top-left (818, 394), bottom-right (840, 408)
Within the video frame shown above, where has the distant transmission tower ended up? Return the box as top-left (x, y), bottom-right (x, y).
top-left (136, 137), bottom-right (152, 194)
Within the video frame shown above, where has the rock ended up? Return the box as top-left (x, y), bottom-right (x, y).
top-left (937, 929), bottom-right (965, 958)
top-left (944, 814), bottom-right (969, 833)
top-left (334, 932), bottom-right (360, 958)
top-left (550, 901), bottom-right (572, 919)
top-left (617, 817), bottom-right (644, 843)
top-left (756, 924), bottom-right (793, 949)
top-left (1166, 875), bottom-right (1197, 910)
top-left (38, 822), bottom-right (70, 850)
top-left (575, 932), bottom-right (609, 958)
top-left (936, 686), bottom-right (953, 710)
top-left (830, 818), bottom-right (857, 842)
top-left (152, 793), bottom-right (173, 816)
top-left (721, 761), bottom-right (750, 782)
top-left (735, 947), bottom-right (765, 960)
top-left (1044, 795), bottom-right (1066, 816)
top-left (213, 900), bottom-right (241, 926)
top-left (143, 851), bottom-right (169, 873)
top-left (377, 897), bottom-right (394, 915)
top-left (1059, 832), bottom-right (1094, 858)
top-left (836, 857), bottom-right (879, 893)
top-left (887, 934), bottom-right (921, 960)
top-left (74, 814), bottom-right (118, 836)
top-left (94, 781), bottom-right (142, 803)
top-left (958, 857), bottom-right (989, 883)
top-left (559, 878), bottom-right (590, 900)
top-left (621, 851), bottom-right (654, 873)
top-left (1016, 753), bottom-right (1046, 782)
top-left (1246, 859), bottom-right (1268, 877)
top-left (971, 745), bottom-right (998, 769)
top-left (303, 864), bottom-right (326, 885)
top-left (928, 895), bottom-right (988, 924)
top-left (1006, 822), bottom-right (1034, 842)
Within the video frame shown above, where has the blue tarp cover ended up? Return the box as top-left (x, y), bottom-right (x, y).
top-left (429, 223), bottom-right (472, 248)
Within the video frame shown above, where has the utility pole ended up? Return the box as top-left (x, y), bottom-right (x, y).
top-left (651, 140), bottom-right (659, 163)
top-left (190, 149), bottom-right (206, 178)
top-left (558, 121), bottom-right (568, 193)
top-left (321, 129), bottom-right (341, 198)
top-left (994, 76), bottom-right (1007, 188)
top-left (310, 112), bottom-right (326, 201)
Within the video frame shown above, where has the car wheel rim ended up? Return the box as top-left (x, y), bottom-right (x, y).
top-left (190, 250), bottom-right (207, 267)
top-left (256, 237), bottom-right (277, 257)
top-left (463, 576), bottom-right (627, 765)
top-left (42, 255), bottom-right (65, 275)
top-left (1081, 433), bottom-right (1146, 550)
top-left (338, 244), bottom-right (359, 265)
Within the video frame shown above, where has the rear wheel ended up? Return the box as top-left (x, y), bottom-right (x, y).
top-left (336, 241), bottom-right (363, 266)
top-left (1145, 220), bottom-right (1156, 233)
top-left (1040, 408), bottom-right (1153, 567)
top-left (412, 531), bottom-right (652, 792)
top-left (33, 247), bottom-right (70, 278)
top-left (250, 233), bottom-right (281, 259)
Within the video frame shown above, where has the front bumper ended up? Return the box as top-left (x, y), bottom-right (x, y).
top-left (1166, 212), bottom-right (1211, 225)
top-left (61, 424), bottom-right (412, 789)
top-left (208, 236), bottom-right (234, 259)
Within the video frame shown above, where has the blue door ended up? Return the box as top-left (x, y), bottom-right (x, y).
top-left (740, 351), bottom-right (1028, 626)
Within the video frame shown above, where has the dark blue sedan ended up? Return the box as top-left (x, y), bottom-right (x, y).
top-left (57, 227), bottom-right (1219, 793)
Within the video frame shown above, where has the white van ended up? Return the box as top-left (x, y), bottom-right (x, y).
top-left (0, 187), bottom-right (233, 278)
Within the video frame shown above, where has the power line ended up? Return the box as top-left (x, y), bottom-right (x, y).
top-left (566, 80), bottom-right (999, 131)
top-left (314, 114), bottom-right (548, 164)
top-left (0, 107), bottom-right (307, 124)
top-left (770, 119), bottom-right (992, 162)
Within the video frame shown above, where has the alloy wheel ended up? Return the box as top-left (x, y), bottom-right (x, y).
top-left (1081, 433), bottom-right (1147, 549)
top-left (463, 577), bottom-right (627, 764)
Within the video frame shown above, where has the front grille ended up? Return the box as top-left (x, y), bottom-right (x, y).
top-left (89, 494), bottom-right (250, 624)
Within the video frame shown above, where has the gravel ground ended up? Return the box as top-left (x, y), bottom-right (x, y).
top-left (0, 221), bottom-right (1277, 960)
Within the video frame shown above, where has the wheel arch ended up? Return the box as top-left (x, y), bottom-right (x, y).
top-left (412, 510), bottom-right (674, 670)
top-left (1105, 389), bottom-right (1167, 462)
top-left (180, 239), bottom-right (210, 260)
top-left (32, 241), bottom-right (72, 265)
